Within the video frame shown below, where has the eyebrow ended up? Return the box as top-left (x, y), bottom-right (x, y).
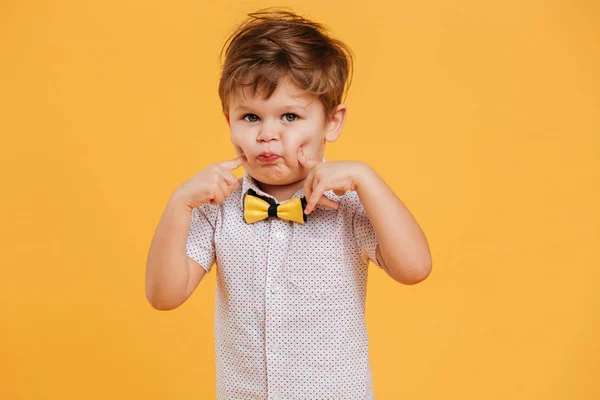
top-left (234, 104), bottom-right (307, 112)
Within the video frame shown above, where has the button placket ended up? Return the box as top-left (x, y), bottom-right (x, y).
top-left (265, 219), bottom-right (289, 398)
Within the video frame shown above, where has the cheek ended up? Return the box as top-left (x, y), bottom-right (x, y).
top-left (295, 135), bottom-right (321, 151)
top-left (229, 138), bottom-right (247, 158)
top-left (298, 136), bottom-right (325, 159)
top-left (232, 143), bottom-right (244, 156)
top-left (230, 131), bottom-right (247, 149)
top-left (287, 133), bottom-right (314, 150)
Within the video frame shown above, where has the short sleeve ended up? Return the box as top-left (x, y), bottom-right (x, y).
top-left (352, 197), bottom-right (383, 268)
top-left (186, 203), bottom-right (218, 273)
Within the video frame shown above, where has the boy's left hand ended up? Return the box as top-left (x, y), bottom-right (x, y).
top-left (297, 147), bottom-right (370, 215)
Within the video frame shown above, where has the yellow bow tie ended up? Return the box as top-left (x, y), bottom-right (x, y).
top-left (243, 188), bottom-right (307, 224)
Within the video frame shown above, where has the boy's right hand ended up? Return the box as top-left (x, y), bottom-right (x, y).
top-left (174, 155), bottom-right (247, 211)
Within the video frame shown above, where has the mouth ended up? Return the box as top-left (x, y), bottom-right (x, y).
top-left (257, 152), bottom-right (281, 163)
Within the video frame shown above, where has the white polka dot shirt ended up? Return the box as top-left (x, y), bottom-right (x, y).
top-left (186, 157), bottom-right (382, 399)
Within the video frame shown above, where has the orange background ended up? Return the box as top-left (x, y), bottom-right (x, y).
top-left (1, 0), bottom-right (599, 398)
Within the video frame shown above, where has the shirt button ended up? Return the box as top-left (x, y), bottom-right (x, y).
top-left (270, 343), bottom-right (281, 353)
top-left (270, 284), bottom-right (280, 294)
top-left (275, 231), bottom-right (284, 240)
top-left (271, 396), bottom-right (280, 400)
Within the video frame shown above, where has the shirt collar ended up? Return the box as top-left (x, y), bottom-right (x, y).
top-left (239, 156), bottom-right (342, 211)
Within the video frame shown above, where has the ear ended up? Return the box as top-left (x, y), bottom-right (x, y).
top-left (324, 104), bottom-right (347, 143)
top-left (224, 113), bottom-right (230, 127)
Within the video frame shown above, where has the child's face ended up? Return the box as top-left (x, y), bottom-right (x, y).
top-left (224, 75), bottom-right (345, 186)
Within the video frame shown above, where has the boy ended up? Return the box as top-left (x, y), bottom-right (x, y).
top-left (146, 8), bottom-right (432, 400)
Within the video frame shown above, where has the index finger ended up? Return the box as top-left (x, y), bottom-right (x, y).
top-left (219, 155), bottom-right (247, 171)
top-left (297, 147), bottom-right (320, 169)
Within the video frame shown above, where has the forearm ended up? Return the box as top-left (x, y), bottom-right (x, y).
top-left (145, 192), bottom-right (193, 309)
top-left (356, 166), bottom-right (432, 284)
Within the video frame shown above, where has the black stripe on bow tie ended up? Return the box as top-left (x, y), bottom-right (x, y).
top-left (268, 203), bottom-right (278, 218)
top-left (300, 197), bottom-right (307, 221)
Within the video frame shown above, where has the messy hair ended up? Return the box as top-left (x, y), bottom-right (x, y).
top-left (218, 7), bottom-right (354, 120)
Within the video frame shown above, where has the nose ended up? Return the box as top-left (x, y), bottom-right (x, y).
top-left (256, 120), bottom-right (280, 142)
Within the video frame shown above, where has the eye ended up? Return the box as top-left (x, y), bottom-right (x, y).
top-left (241, 113), bottom-right (300, 123)
top-left (242, 114), bottom-right (259, 123)
top-left (284, 113), bottom-right (299, 122)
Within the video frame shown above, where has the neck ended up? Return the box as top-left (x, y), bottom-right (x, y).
top-left (257, 179), bottom-right (305, 203)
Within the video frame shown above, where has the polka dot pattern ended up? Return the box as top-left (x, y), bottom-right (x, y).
top-left (186, 158), bottom-right (381, 399)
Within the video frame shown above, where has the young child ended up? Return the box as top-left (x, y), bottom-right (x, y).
top-left (146, 7), bottom-right (432, 399)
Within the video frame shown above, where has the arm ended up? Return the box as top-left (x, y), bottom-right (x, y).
top-left (145, 193), bottom-right (207, 310)
top-left (356, 165), bottom-right (432, 285)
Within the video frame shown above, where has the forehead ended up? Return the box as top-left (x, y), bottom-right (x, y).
top-left (229, 76), bottom-right (316, 111)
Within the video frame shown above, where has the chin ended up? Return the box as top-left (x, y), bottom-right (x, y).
top-left (251, 166), bottom-right (297, 184)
